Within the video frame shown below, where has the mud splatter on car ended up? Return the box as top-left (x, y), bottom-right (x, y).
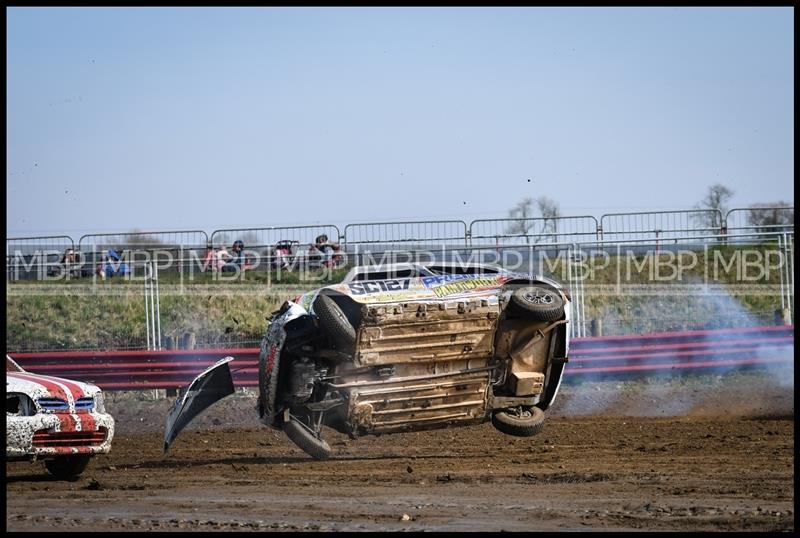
top-left (6, 355), bottom-right (115, 479)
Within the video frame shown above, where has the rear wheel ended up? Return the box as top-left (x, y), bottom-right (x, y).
top-left (491, 405), bottom-right (546, 437)
top-left (283, 415), bottom-right (333, 460)
top-left (509, 286), bottom-right (565, 321)
top-left (314, 294), bottom-right (356, 352)
top-left (44, 454), bottom-right (91, 480)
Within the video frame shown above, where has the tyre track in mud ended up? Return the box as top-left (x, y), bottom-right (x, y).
top-left (7, 411), bottom-right (794, 531)
top-left (7, 372), bottom-right (795, 531)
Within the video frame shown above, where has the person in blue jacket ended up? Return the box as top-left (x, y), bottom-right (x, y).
top-left (102, 249), bottom-right (131, 278)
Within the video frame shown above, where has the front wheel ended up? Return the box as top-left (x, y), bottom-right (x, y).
top-left (44, 454), bottom-right (91, 480)
top-left (509, 286), bottom-right (565, 321)
top-left (491, 405), bottom-right (546, 437)
top-left (314, 294), bottom-right (356, 353)
top-left (283, 416), bottom-right (333, 460)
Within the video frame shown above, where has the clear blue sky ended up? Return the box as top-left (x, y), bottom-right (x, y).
top-left (6, 7), bottom-right (794, 237)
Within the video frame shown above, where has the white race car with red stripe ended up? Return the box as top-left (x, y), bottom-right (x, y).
top-left (6, 355), bottom-right (115, 479)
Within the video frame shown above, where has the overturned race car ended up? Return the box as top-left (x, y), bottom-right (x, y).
top-left (165, 263), bottom-right (570, 460)
top-left (6, 355), bottom-right (115, 479)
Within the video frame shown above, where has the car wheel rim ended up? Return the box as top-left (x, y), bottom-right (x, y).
top-left (524, 291), bottom-right (553, 305)
top-left (509, 406), bottom-right (532, 419)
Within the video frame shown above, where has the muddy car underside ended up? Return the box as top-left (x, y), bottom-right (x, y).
top-left (259, 278), bottom-right (569, 459)
top-left (162, 268), bottom-right (570, 460)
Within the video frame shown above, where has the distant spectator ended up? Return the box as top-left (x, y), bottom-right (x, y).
top-left (272, 240), bottom-right (296, 269)
top-left (97, 249), bottom-right (131, 279)
top-left (312, 234), bottom-right (343, 268)
top-left (62, 248), bottom-right (79, 266)
top-left (202, 245), bottom-right (230, 272)
top-left (222, 240), bottom-right (246, 273)
top-left (51, 248), bottom-right (87, 278)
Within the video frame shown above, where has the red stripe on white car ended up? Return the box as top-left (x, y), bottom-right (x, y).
top-left (78, 412), bottom-right (96, 432)
top-left (7, 372), bottom-right (71, 402)
top-left (58, 413), bottom-right (79, 432)
top-left (26, 372), bottom-right (86, 403)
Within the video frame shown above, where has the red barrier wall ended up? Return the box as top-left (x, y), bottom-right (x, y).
top-left (8, 326), bottom-right (794, 390)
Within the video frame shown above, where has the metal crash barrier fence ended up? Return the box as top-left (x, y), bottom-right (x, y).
top-left (8, 326), bottom-right (793, 391)
top-left (7, 348), bottom-right (261, 390)
top-left (78, 230), bottom-right (209, 275)
top-left (469, 216), bottom-right (600, 246)
top-left (7, 207), bottom-right (794, 280)
top-left (724, 207), bottom-right (794, 235)
top-left (343, 220), bottom-right (469, 249)
top-left (598, 210), bottom-right (724, 242)
top-left (565, 325), bottom-right (794, 377)
top-left (209, 224), bottom-right (342, 271)
top-left (6, 235), bottom-right (76, 281)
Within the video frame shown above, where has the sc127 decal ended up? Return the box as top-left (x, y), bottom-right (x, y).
top-left (347, 279), bottom-right (412, 295)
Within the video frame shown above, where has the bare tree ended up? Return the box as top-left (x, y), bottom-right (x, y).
top-left (536, 196), bottom-right (561, 239)
top-left (694, 183), bottom-right (733, 229)
top-left (506, 197), bottom-right (535, 236)
top-left (505, 196), bottom-right (562, 243)
top-left (746, 201), bottom-right (794, 234)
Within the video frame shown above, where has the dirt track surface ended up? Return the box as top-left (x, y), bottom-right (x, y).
top-left (6, 372), bottom-right (795, 532)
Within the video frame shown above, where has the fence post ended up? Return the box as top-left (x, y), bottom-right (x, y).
top-left (144, 262), bottom-right (151, 350)
top-left (788, 234), bottom-right (794, 326)
top-left (590, 318), bottom-right (603, 337)
top-left (774, 309), bottom-right (789, 326)
top-left (165, 335), bottom-right (178, 398)
top-left (155, 262), bottom-right (161, 349)
top-left (782, 232), bottom-right (793, 325)
top-left (180, 332), bottom-right (196, 350)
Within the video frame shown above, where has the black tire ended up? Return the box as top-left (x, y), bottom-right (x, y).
top-left (314, 294), bottom-right (356, 352)
top-left (44, 454), bottom-right (91, 480)
top-left (509, 286), bottom-right (565, 321)
top-left (491, 406), bottom-right (546, 437)
top-left (283, 417), bottom-right (332, 460)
